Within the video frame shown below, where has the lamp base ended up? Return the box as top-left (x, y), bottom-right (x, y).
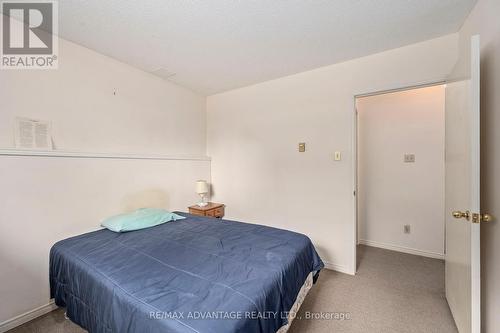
top-left (197, 202), bottom-right (208, 207)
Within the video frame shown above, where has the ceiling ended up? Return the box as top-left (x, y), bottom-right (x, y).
top-left (58, 0), bottom-right (477, 95)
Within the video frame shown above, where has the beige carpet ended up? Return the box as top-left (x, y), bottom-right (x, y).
top-left (8, 245), bottom-right (457, 333)
top-left (288, 245), bottom-right (457, 333)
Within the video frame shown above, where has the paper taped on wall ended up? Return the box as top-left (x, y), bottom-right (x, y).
top-left (15, 117), bottom-right (52, 149)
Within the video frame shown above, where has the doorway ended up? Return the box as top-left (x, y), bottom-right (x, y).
top-left (355, 84), bottom-right (446, 264)
top-left (350, 36), bottom-right (482, 333)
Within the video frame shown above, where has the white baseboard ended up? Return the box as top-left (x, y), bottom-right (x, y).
top-left (0, 300), bottom-right (57, 333)
top-left (323, 261), bottom-right (355, 275)
top-left (359, 239), bottom-right (444, 260)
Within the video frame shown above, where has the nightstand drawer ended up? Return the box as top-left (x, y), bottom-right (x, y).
top-left (189, 209), bottom-right (205, 217)
top-left (188, 202), bottom-right (225, 219)
top-left (214, 207), bottom-right (224, 217)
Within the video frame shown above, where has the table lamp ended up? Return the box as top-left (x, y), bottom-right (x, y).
top-left (196, 180), bottom-right (209, 207)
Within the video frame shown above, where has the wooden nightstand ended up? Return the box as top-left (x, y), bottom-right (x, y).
top-left (188, 202), bottom-right (225, 218)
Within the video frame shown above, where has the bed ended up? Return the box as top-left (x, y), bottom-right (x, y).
top-left (50, 212), bottom-right (324, 333)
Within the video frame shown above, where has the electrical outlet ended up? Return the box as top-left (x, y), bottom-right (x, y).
top-left (298, 142), bottom-right (306, 152)
top-left (404, 225), bottom-right (411, 234)
top-left (404, 154), bottom-right (415, 163)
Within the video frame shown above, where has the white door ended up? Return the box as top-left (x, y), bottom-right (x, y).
top-left (445, 35), bottom-right (490, 333)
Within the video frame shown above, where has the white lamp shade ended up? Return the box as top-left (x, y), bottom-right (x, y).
top-left (196, 180), bottom-right (209, 194)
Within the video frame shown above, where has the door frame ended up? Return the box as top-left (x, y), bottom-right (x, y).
top-left (351, 80), bottom-right (446, 273)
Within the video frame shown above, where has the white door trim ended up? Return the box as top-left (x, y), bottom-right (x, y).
top-left (470, 34), bottom-right (481, 333)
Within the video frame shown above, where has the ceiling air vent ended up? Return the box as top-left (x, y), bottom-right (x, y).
top-left (150, 68), bottom-right (176, 80)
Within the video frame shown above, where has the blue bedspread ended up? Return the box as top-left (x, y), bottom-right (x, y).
top-left (50, 213), bottom-right (324, 333)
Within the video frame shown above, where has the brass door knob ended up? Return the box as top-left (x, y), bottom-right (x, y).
top-left (452, 210), bottom-right (470, 221)
top-left (452, 210), bottom-right (493, 223)
top-left (481, 214), bottom-right (493, 223)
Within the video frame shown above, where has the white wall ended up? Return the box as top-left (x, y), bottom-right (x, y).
top-left (357, 85), bottom-right (445, 258)
top-left (207, 34), bottom-right (458, 274)
top-left (0, 157), bottom-right (209, 326)
top-left (0, 23), bottom-right (206, 155)
top-left (0, 36), bottom-right (209, 327)
top-left (452, 0), bottom-right (500, 331)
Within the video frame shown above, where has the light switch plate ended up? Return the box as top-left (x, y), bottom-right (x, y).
top-left (298, 143), bottom-right (306, 152)
top-left (334, 151), bottom-right (341, 161)
top-left (404, 154), bottom-right (415, 163)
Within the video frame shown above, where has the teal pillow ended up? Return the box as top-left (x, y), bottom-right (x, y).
top-left (101, 208), bottom-right (185, 232)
